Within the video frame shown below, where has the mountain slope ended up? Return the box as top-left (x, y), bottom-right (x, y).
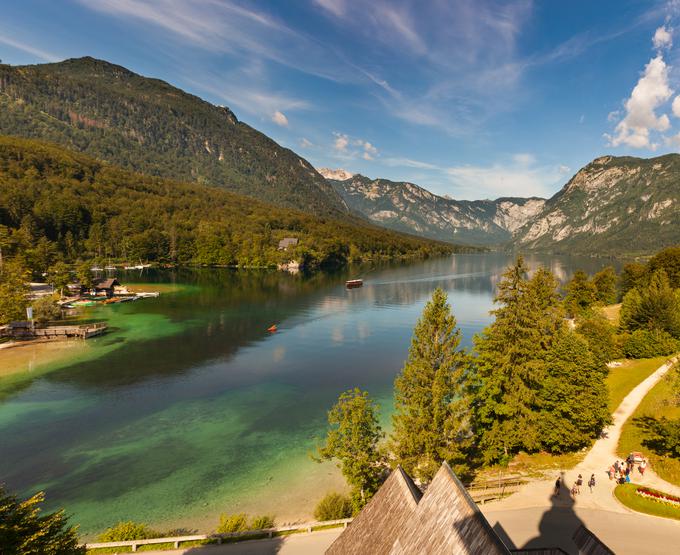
top-left (512, 155), bottom-right (680, 255)
top-left (0, 57), bottom-right (345, 215)
top-left (0, 136), bottom-right (465, 272)
top-left (324, 172), bottom-right (545, 246)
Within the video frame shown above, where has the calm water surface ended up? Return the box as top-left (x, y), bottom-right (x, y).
top-left (0, 253), bottom-right (619, 534)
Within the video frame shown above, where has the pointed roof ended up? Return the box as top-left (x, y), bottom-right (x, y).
top-left (326, 462), bottom-right (511, 555)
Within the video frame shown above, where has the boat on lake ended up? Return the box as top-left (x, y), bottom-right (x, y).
top-left (346, 279), bottom-right (363, 289)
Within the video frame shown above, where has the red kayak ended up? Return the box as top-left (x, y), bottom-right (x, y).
top-left (267, 324), bottom-right (277, 333)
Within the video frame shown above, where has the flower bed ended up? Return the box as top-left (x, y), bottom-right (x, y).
top-left (635, 486), bottom-right (680, 507)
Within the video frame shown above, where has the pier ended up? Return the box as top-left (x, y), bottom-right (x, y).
top-left (2, 321), bottom-right (108, 340)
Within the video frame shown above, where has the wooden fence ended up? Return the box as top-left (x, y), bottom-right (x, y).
top-left (84, 518), bottom-right (353, 552)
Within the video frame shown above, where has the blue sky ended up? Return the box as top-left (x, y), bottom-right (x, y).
top-left (1, 1), bottom-right (680, 199)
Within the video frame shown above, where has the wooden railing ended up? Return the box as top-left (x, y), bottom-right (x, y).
top-left (83, 518), bottom-right (353, 552)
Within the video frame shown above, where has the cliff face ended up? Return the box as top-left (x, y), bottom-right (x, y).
top-left (327, 173), bottom-right (545, 246)
top-left (512, 154), bottom-right (680, 255)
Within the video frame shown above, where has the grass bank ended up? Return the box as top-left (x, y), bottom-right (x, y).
top-left (614, 483), bottom-right (680, 521)
top-left (617, 360), bottom-right (680, 487)
top-left (606, 357), bottom-right (668, 412)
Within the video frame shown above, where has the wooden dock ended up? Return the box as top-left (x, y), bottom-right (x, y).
top-left (5, 322), bottom-right (108, 340)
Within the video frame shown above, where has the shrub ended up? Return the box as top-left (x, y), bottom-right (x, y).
top-left (577, 315), bottom-right (621, 366)
top-left (622, 329), bottom-right (679, 359)
top-left (98, 521), bottom-right (160, 542)
top-left (216, 513), bottom-right (248, 534)
top-left (314, 492), bottom-right (353, 521)
top-left (32, 295), bottom-right (62, 324)
top-left (249, 515), bottom-right (275, 530)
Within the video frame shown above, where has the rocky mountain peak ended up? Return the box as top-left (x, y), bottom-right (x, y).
top-left (317, 167), bottom-right (355, 181)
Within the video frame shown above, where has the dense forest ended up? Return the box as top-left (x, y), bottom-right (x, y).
top-left (0, 136), bottom-right (464, 279)
top-left (0, 57), bottom-right (345, 215)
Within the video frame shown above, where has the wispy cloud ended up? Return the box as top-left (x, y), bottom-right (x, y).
top-left (0, 33), bottom-right (60, 62)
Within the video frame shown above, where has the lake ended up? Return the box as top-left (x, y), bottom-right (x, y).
top-left (0, 253), bottom-right (619, 536)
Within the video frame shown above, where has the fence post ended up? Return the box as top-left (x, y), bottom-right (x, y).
top-left (307, 526), bottom-right (312, 533)
top-left (174, 540), bottom-right (180, 548)
top-left (131, 542), bottom-right (138, 552)
top-left (343, 521), bottom-right (348, 528)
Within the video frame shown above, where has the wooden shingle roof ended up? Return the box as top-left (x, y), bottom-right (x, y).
top-left (326, 462), bottom-right (511, 555)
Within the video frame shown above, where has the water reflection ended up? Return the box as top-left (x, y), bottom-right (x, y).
top-left (0, 253), bottom-right (620, 534)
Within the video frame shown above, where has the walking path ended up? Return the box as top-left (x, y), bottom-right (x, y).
top-left (482, 355), bottom-right (680, 554)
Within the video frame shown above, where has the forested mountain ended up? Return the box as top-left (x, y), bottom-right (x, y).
top-left (0, 57), bottom-right (346, 215)
top-left (324, 172), bottom-right (545, 246)
top-left (0, 136), bottom-right (463, 274)
top-left (512, 155), bottom-right (680, 255)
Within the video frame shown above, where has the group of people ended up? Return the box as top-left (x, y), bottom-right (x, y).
top-left (608, 455), bottom-right (647, 485)
top-left (554, 473), bottom-right (597, 497)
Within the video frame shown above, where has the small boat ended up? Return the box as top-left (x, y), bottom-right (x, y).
top-left (345, 279), bottom-right (363, 289)
top-left (90, 266), bottom-right (103, 272)
top-left (267, 324), bottom-right (278, 333)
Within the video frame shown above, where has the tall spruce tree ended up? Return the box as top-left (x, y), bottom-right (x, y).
top-left (620, 269), bottom-right (680, 338)
top-left (564, 270), bottom-right (597, 317)
top-left (592, 266), bottom-right (618, 305)
top-left (538, 328), bottom-right (611, 452)
top-left (472, 260), bottom-right (564, 463)
top-left (391, 288), bottom-right (470, 481)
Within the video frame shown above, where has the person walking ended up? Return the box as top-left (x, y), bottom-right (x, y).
top-left (608, 465), bottom-right (615, 480)
top-left (554, 476), bottom-right (561, 496)
top-left (640, 459), bottom-right (647, 476)
top-left (588, 474), bottom-right (596, 493)
top-left (576, 474), bottom-right (583, 494)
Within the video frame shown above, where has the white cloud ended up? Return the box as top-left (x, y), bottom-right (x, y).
top-left (607, 55), bottom-right (672, 150)
top-left (271, 110), bottom-right (288, 126)
top-left (333, 133), bottom-right (349, 152)
top-left (445, 156), bottom-right (566, 199)
top-left (672, 96), bottom-right (680, 117)
top-left (300, 137), bottom-right (313, 148)
top-left (653, 25), bottom-right (673, 49)
top-left (558, 164), bottom-right (571, 174)
top-left (512, 153), bottom-right (536, 166)
top-left (382, 157), bottom-right (440, 170)
top-left (313, 0), bottom-right (346, 18)
top-left (0, 33), bottom-right (59, 62)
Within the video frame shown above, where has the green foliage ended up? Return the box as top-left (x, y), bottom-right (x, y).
top-left (0, 57), bottom-right (346, 216)
top-left (620, 270), bottom-right (680, 338)
top-left (32, 295), bottom-right (62, 324)
top-left (0, 485), bottom-right (84, 554)
top-left (577, 315), bottom-right (621, 366)
top-left (648, 246), bottom-right (680, 289)
top-left (313, 493), bottom-right (353, 521)
top-left (317, 388), bottom-right (384, 511)
top-left (620, 262), bottom-right (648, 297)
top-left (641, 417), bottom-right (680, 458)
top-left (216, 514), bottom-right (248, 534)
top-left (391, 288), bottom-right (471, 481)
top-left (538, 328), bottom-right (611, 452)
top-left (0, 258), bottom-right (29, 324)
top-left (215, 514), bottom-right (275, 534)
top-left (97, 521), bottom-right (160, 542)
top-left (0, 136), bottom-right (458, 275)
top-left (564, 270), bottom-right (597, 317)
top-left (622, 329), bottom-right (679, 359)
top-left (592, 266), bottom-right (618, 305)
top-left (47, 261), bottom-right (72, 296)
top-left (75, 262), bottom-right (93, 289)
top-left (248, 516), bottom-right (275, 530)
top-left (472, 260), bottom-right (565, 463)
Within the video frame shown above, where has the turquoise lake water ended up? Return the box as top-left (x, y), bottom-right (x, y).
top-left (0, 254), bottom-right (619, 536)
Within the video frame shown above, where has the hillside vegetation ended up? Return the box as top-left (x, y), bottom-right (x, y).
top-left (0, 57), bottom-right (345, 215)
top-left (0, 136), bottom-right (460, 277)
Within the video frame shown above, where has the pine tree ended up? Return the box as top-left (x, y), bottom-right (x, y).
top-left (592, 266), bottom-right (618, 305)
top-left (317, 388), bottom-right (384, 511)
top-left (538, 328), bottom-right (611, 452)
top-left (620, 269), bottom-right (680, 338)
top-left (391, 288), bottom-right (470, 481)
top-left (0, 258), bottom-right (30, 325)
top-left (564, 270), bottom-right (597, 317)
top-left (0, 485), bottom-right (84, 554)
top-left (472, 259), bottom-right (564, 463)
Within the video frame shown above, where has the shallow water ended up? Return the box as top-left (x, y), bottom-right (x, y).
top-left (0, 254), bottom-right (618, 535)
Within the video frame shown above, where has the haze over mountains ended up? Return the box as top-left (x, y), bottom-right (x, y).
top-left (0, 56), bottom-right (678, 257)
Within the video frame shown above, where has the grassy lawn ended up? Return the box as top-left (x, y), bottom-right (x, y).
top-left (606, 356), bottom-right (669, 412)
top-left (617, 362), bottom-right (680, 487)
top-left (614, 483), bottom-right (680, 521)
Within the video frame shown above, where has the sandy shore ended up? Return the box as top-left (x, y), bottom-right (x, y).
top-left (0, 339), bottom-right (91, 378)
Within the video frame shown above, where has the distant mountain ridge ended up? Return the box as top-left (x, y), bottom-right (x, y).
top-left (512, 154), bottom-right (680, 255)
top-left (0, 57), bottom-right (346, 215)
top-left (325, 171), bottom-right (545, 246)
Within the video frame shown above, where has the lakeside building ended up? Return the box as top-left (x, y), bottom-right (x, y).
top-left (278, 237), bottom-right (299, 251)
top-left (326, 462), bottom-right (613, 555)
